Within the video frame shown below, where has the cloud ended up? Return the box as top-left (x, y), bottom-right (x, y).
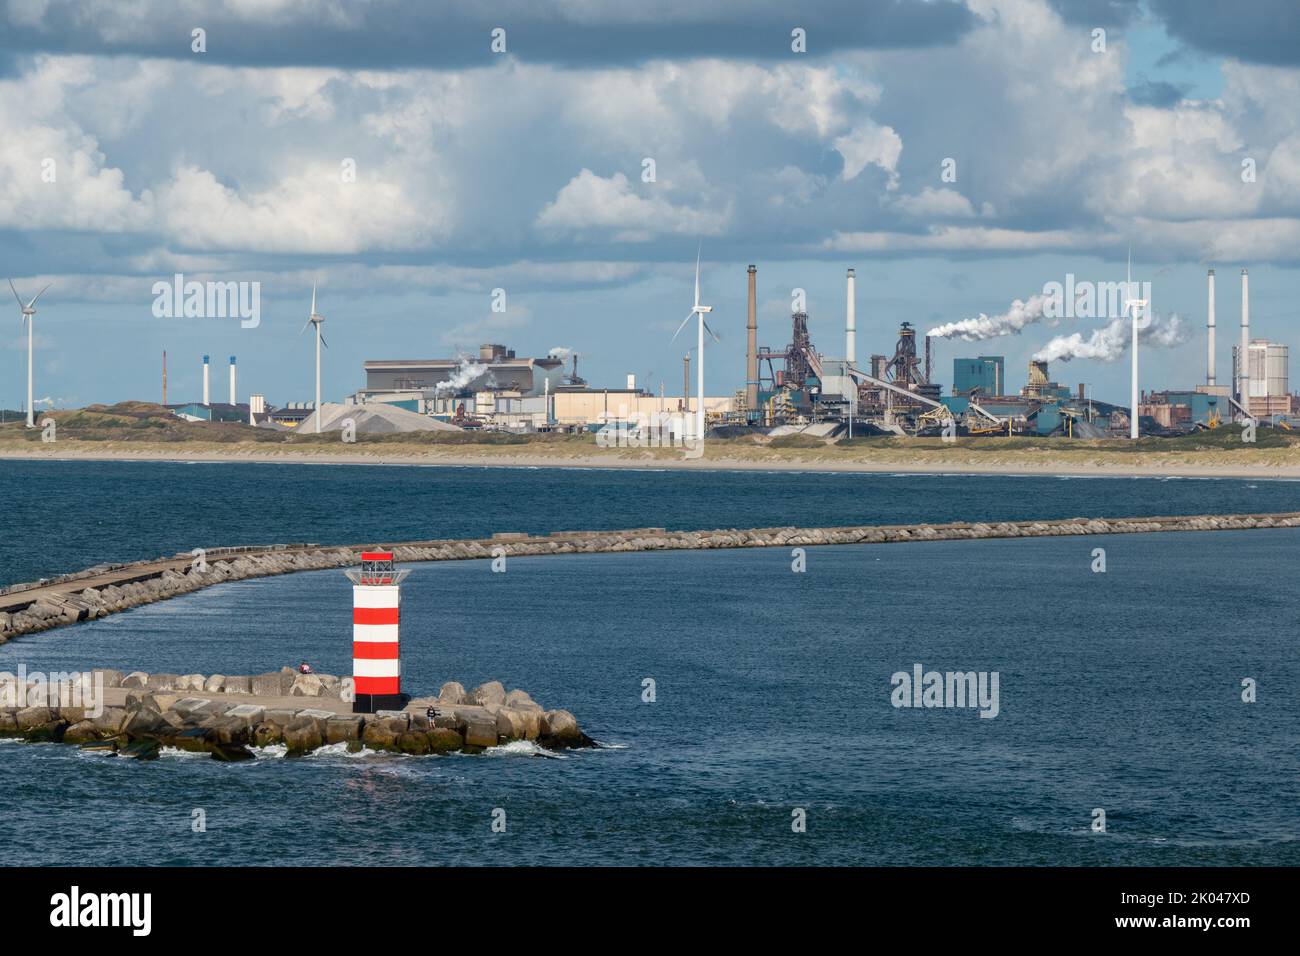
top-left (833, 120), bottom-right (903, 185)
top-left (0, 0), bottom-right (976, 69)
top-left (892, 187), bottom-right (977, 219)
top-left (537, 169), bottom-right (728, 242)
top-left (1150, 0), bottom-right (1300, 67)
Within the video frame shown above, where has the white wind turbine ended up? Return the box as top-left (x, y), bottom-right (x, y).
top-left (1123, 247), bottom-right (1147, 441)
top-left (671, 246), bottom-right (717, 441)
top-left (8, 279), bottom-right (52, 428)
top-left (299, 281), bottom-right (328, 433)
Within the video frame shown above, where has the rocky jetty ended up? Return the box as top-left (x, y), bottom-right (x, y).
top-left (3, 512), bottom-right (1299, 643)
top-left (0, 668), bottom-right (593, 760)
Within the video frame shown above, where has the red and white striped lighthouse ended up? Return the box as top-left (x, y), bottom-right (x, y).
top-left (345, 551), bottom-right (410, 713)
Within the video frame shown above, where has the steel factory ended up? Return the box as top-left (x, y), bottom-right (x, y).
top-left (153, 261), bottom-right (1295, 441)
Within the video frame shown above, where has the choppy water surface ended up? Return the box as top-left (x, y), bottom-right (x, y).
top-left (1, 459), bottom-right (1296, 865)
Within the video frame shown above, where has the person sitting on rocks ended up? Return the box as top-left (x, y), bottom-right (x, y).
top-left (298, 661), bottom-right (314, 674)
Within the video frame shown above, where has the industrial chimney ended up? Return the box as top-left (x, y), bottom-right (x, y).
top-left (229, 355), bottom-right (237, 405)
top-left (746, 265), bottom-right (758, 421)
top-left (845, 268), bottom-right (856, 366)
top-left (1206, 269), bottom-right (1216, 387)
top-left (202, 355), bottom-right (210, 406)
top-left (1240, 268), bottom-right (1250, 409)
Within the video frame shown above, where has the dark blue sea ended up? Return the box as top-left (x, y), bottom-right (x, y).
top-left (1, 460), bottom-right (1297, 866)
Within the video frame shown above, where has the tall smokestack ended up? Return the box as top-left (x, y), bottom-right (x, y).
top-left (845, 268), bottom-right (856, 366)
top-left (683, 353), bottom-right (690, 415)
top-left (229, 356), bottom-right (237, 405)
top-left (1207, 269), bottom-right (1216, 387)
top-left (1240, 268), bottom-right (1250, 409)
top-left (162, 350), bottom-right (168, 406)
top-left (202, 355), bottom-right (210, 406)
top-left (746, 265), bottom-right (758, 420)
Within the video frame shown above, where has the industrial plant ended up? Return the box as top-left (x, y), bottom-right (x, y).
top-left (112, 260), bottom-right (1295, 442)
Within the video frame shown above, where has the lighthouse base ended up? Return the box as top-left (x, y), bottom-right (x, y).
top-left (353, 692), bottom-right (410, 714)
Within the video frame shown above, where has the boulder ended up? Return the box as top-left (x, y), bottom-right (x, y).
top-left (223, 676), bottom-right (252, 695)
top-left (121, 671), bottom-right (149, 689)
top-left (514, 709), bottom-right (542, 741)
top-left (463, 714), bottom-right (499, 748)
top-left (92, 669), bottom-right (124, 689)
top-left (426, 728), bottom-right (464, 754)
top-left (282, 718), bottom-right (324, 753)
top-left (397, 731), bottom-right (431, 755)
top-left (203, 675), bottom-right (226, 694)
top-left (167, 727), bottom-right (216, 753)
top-left (289, 673), bottom-right (324, 697)
top-left (338, 677), bottom-right (355, 702)
top-left (361, 720), bottom-right (400, 751)
top-left (223, 704), bottom-right (266, 724)
top-left (437, 681), bottom-right (467, 705)
top-left (122, 708), bottom-right (169, 736)
top-left (180, 674), bottom-right (207, 691)
top-left (90, 706), bottom-right (129, 735)
top-left (15, 706), bottom-right (54, 731)
top-left (375, 710), bottom-right (410, 730)
top-left (251, 722), bottom-right (284, 747)
top-left (504, 689), bottom-right (541, 711)
top-left (171, 698), bottom-right (217, 720)
top-left (469, 681), bottom-right (506, 706)
top-left (0, 710), bottom-right (19, 734)
top-left (325, 715), bottom-right (363, 744)
top-left (541, 709), bottom-right (579, 740)
top-left (146, 673), bottom-right (180, 692)
top-left (317, 675), bottom-right (341, 697)
top-left (208, 716), bottom-right (253, 747)
top-left (495, 709), bottom-right (526, 740)
top-left (251, 672), bottom-right (287, 697)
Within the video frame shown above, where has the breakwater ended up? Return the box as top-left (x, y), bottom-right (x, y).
top-left (0, 668), bottom-right (592, 759)
top-left (3, 511), bottom-right (1299, 643)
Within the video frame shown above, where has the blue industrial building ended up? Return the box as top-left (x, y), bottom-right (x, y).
top-left (953, 356), bottom-right (1005, 396)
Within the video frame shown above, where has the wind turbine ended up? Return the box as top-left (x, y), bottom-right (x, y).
top-left (1123, 247), bottom-right (1147, 440)
top-left (671, 246), bottom-right (717, 441)
top-left (299, 282), bottom-right (327, 433)
top-left (8, 279), bottom-right (52, 428)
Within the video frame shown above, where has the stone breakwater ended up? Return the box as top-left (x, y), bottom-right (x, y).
top-left (3, 511), bottom-right (1299, 643)
top-left (0, 668), bottom-right (592, 760)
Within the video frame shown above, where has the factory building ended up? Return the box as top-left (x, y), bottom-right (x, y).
top-left (356, 344), bottom-right (567, 406)
top-left (1232, 340), bottom-right (1290, 419)
top-left (1020, 361), bottom-right (1072, 401)
top-left (953, 356), bottom-right (1005, 397)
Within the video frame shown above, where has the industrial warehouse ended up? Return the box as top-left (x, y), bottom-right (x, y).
top-left (143, 261), bottom-right (1294, 443)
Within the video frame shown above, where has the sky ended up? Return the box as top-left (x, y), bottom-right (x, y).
top-left (2, 0), bottom-right (1299, 411)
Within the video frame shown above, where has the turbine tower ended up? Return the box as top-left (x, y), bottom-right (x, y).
top-left (8, 279), bottom-right (52, 428)
top-left (1123, 248), bottom-right (1147, 441)
top-left (671, 246), bottom-right (716, 441)
top-left (299, 282), bottom-right (328, 433)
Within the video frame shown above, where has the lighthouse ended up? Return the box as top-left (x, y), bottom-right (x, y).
top-left (345, 551), bottom-right (410, 713)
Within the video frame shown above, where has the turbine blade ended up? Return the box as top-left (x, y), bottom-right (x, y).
top-left (694, 242), bottom-right (702, 308)
top-left (670, 311), bottom-right (693, 343)
top-left (8, 279), bottom-right (22, 310)
top-left (299, 317), bottom-right (312, 335)
top-left (27, 283), bottom-right (51, 308)
top-left (703, 319), bottom-right (720, 344)
top-left (319, 331), bottom-right (329, 349)
top-left (311, 280), bottom-right (317, 316)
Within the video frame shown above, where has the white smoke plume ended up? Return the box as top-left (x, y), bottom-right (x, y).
top-left (434, 356), bottom-right (489, 396)
top-left (1032, 312), bottom-right (1188, 363)
top-left (548, 346), bottom-right (573, 361)
top-left (926, 294), bottom-right (1051, 341)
